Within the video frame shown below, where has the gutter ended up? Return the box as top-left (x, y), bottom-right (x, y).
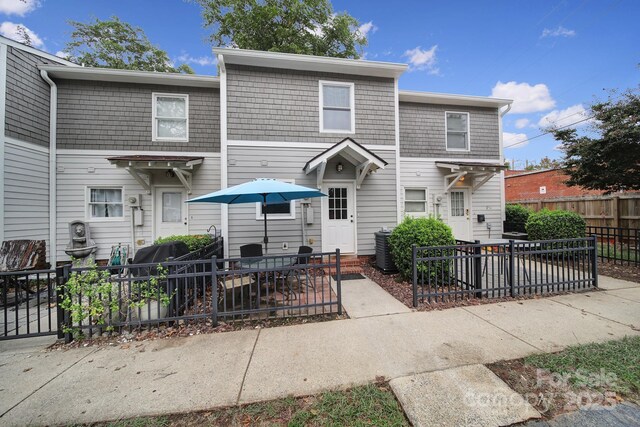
top-left (40, 70), bottom-right (57, 267)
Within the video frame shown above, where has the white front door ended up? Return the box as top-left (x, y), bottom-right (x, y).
top-left (322, 182), bottom-right (356, 253)
top-left (155, 187), bottom-right (188, 238)
top-left (448, 189), bottom-right (472, 241)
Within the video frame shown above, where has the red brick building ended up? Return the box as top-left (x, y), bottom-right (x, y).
top-left (505, 169), bottom-right (605, 201)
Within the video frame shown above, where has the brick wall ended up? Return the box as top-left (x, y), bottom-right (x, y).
top-left (505, 169), bottom-right (605, 201)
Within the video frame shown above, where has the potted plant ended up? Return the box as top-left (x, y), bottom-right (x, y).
top-left (128, 265), bottom-right (172, 322)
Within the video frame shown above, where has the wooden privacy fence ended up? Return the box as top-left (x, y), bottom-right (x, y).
top-left (511, 194), bottom-right (640, 229)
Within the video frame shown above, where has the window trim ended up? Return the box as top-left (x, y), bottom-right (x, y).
top-left (255, 179), bottom-right (296, 220)
top-left (319, 80), bottom-right (355, 134)
top-left (86, 186), bottom-right (125, 222)
top-left (152, 92), bottom-right (189, 142)
top-left (403, 187), bottom-right (429, 217)
top-left (445, 111), bottom-right (471, 152)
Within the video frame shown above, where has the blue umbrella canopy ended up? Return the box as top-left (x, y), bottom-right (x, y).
top-left (187, 179), bottom-right (326, 252)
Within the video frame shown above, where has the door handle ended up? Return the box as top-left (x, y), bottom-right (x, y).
top-left (465, 209), bottom-right (469, 216)
top-left (184, 218), bottom-right (188, 225)
top-left (350, 215), bottom-right (354, 223)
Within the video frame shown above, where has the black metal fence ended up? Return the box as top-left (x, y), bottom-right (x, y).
top-left (412, 237), bottom-right (598, 306)
top-left (587, 226), bottom-right (639, 266)
top-left (1, 267), bottom-right (62, 340)
top-left (58, 250), bottom-right (342, 341)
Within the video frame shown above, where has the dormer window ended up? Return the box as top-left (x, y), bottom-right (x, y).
top-left (445, 111), bottom-right (470, 151)
top-left (319, 81), bottom-right (355, 133)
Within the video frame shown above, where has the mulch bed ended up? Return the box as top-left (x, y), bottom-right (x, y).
top-left (47, 313), bottom-right (347, 351)
top-left (597, 261), bottom-right (640, 283)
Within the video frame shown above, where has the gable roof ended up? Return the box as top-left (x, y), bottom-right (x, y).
top-left (0, 35), bottom-right (78, 67)
top-left (215, 48), bottom-right (407, 79)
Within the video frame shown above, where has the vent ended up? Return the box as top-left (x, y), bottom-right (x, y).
top-left (375, 231), bottom-right (397, 273)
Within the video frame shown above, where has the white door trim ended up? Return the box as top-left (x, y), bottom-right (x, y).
top-left (448, 187), bottom-right (473, 241)
top-left (321, 179), bottom-right (357, 254)
top-left (152, 185), bottom-right (189, 241)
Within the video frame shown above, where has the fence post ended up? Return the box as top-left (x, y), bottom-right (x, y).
top-left (508, 240), bottom-right (515, 298)
top-left (335, 249), bottom-right (342, 315)
top-left (55, 265), bottom-right (65, 340)
top-left (473, 240), bottom-right (482, 298)
top-left (412, 244), bottom-right (418, 308)
top-left (591, 235), bottom-right (599, 288)
top-left (211, 256), bottom-right (218, 326)
top-left (62, 264), bottom-right (72, 344)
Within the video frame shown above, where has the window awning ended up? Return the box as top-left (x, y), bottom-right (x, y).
top-left (107, 155), bottom-right (204, 194)
top-left (303, 138), bottom-right (388, 189)
top-left (436, 161), bottom-right (507, 193)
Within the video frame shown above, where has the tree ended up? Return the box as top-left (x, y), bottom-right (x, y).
top-left (193, 0), bottom-right (367, 59)
top-left (522, 156), bottom-right (562, 171)
top-left (552, 88), bottom-right (640, 194)
top-left (63, 17), bottom-right (194, 73)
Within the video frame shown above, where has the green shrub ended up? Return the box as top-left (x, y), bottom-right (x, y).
top-left (505, 204), bottom-right (532, 225)
top-left (388, 216), bottom-right (456, 280)
top-left (525, 209), bottom-right (586, 241)
top-left (153, 234), bottom-right (214, 252)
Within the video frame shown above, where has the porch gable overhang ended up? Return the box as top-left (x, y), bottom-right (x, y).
top-left (303, 138), bottom-right (388, 189)
top-left (436, 161), bottom-right (507, 193)
top-left (107, 155), bottom-right (204, 194)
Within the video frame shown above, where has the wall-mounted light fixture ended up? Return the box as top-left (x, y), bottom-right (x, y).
top-left (336, 162), bottom-right (343, 173)
top-left (166, 170), bottom-right (176, 178)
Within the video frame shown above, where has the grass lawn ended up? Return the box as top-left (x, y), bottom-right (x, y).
top-left (489, 336), bottom-right (640, 419)
top-left (99, 383), bottom-right (409, 427)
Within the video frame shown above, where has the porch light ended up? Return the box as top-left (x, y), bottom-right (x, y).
top-left (459, 175), bottom-right (465, 182)
top-left (336, 162), bottom-right (343, 172)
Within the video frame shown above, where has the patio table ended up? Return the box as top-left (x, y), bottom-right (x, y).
top-left (238, 257), bottom-right (298, 300)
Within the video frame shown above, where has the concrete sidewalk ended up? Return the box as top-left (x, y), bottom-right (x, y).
top-left (1, 275), bottom-right (638, 426)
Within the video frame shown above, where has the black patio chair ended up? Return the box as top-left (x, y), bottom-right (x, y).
top-left (283, 246), bottom-right (315, 296)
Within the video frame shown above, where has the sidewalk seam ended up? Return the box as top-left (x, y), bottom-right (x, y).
top-left (461, 307), bottom-right (545, 353)
top-left (236, 328), bottom-right (261, 405)
top-left (548, 298), bottom-right (638, 329)
top-left (600, 291), bottom-right (640, 303)
top-left (0, 347), bottom-right (98, 419)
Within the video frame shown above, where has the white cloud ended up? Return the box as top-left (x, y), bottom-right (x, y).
top-left (515, 118), bottom-right (530, 129)
top-left (538, 104), bottom-right (589, 129)
top-left (503, 132), bottom-right (529, 149)
top-left (0, 0), bottom-right (40, 16)
top-left (541, 26), bottom-right (576, 38)
top-left (403, 45), bottom-right (439, 74)
top-left (357, 21), bottom-right (377, 38)
top-left (176, 53), bottom-right (217, 67)
top-left (0, 21), bottom-right (43, 48)
top-left (55, 50), bottom-right (70, 59)
top-left (491, 81), bottom-right (555, 114)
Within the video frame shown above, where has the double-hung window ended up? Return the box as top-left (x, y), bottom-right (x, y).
top-left (445, 112), bottom-right (470, 151)
top-left (153, 93), bottom-right (189, 142)
top-left (404, 188), bottom-right (428, 217)
top-left (87, 188), bottom-right (124, 220)
top-left (255, 179), bottom-right (296, 220)
top-left (319, 81), bottom-right (355, 133)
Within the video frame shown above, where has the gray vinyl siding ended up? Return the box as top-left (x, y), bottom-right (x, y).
top-left (399, 102), bottom-right (500, 159)
top-left (399, 159), bottom-right (503, 241)
top-left (4, 140), bottom-right (50, 259)
top-left (56, 80), bottom-right (220, 152)
top-left (226, 64), bottom-right (395, 145)
top-left (4, 46), bottom-right (60, 147)
top-left (226, 146), bottom-right (396, 257)
top-left (56, 152), bottom-right (221, 261)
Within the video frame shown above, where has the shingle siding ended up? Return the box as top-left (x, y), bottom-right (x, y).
top-left (399, 102), bottom-right (500, 159)
top-left (4, 46), bottom-right (57, 146)
top-left (56, 80), bottom-right (220, 152)
top-left (226, 64), bottom-right (395, 145)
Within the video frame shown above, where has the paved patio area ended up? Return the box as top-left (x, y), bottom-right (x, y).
top-left (0, 274), bottom-right (637, 426)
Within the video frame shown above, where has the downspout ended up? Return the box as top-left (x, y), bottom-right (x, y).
top-left (498, 103), bottom-right (512, 227)
top-left (40, 70), bottom-right (57, 267)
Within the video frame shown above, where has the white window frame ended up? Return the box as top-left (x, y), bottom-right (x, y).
top-left (319, 80), bottom-right (355, 134)
top-left (86, 186), bottom-right (125, 222)
top-left (403, 187), bottom-right (429, 217)
top-left (152, 93), bottom-right (189, 142)
top-left (445, 111), bottom-right (470, 152)
top-left (255, 179), bottom-right (296, 220)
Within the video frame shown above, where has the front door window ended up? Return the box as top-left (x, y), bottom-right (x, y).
top-left (162, 192), bottom-right (183, 223)
top-left (328, 187), bottom-right (349, 220)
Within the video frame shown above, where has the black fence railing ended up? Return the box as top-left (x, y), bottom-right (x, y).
top-left (587, 226), bottom-right (639, 266)
top-left (412, 237), bottom-right (597, 306)
top-left (1, 267), bottom-right (62, 340)
top-left (58, 250), bottom-right (342, 342)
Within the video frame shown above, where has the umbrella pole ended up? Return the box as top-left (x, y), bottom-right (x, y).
top-left (262, 194), bottom-right (268, 254)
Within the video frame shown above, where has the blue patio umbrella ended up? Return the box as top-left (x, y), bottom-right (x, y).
top-left (187, 178), bottom-right (326, 252)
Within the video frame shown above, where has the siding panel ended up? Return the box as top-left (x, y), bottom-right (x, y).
top-left (56, 80), bottom-right (220, 152)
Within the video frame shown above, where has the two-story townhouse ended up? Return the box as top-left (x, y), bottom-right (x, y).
top-left (1, 38), bottom-right (511, 265)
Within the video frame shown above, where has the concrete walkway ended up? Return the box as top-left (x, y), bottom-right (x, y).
top-left (0, 275), bottom-right (638, 426)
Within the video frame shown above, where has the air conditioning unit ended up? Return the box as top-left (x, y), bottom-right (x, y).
top-left (127, 194), bottom-right (142, 208)
top-left (375, 230), bottom-right (397, 273)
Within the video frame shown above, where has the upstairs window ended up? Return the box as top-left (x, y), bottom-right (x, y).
top-left (153, 93), bottom-right (188, 142)
top-left (446, 112), bottom-right (469, 151)
top-left (319, 81), bottom-right (355, 133)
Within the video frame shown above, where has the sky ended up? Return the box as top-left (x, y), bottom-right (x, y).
top-left (1, 0), bottom-right (638, 167)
